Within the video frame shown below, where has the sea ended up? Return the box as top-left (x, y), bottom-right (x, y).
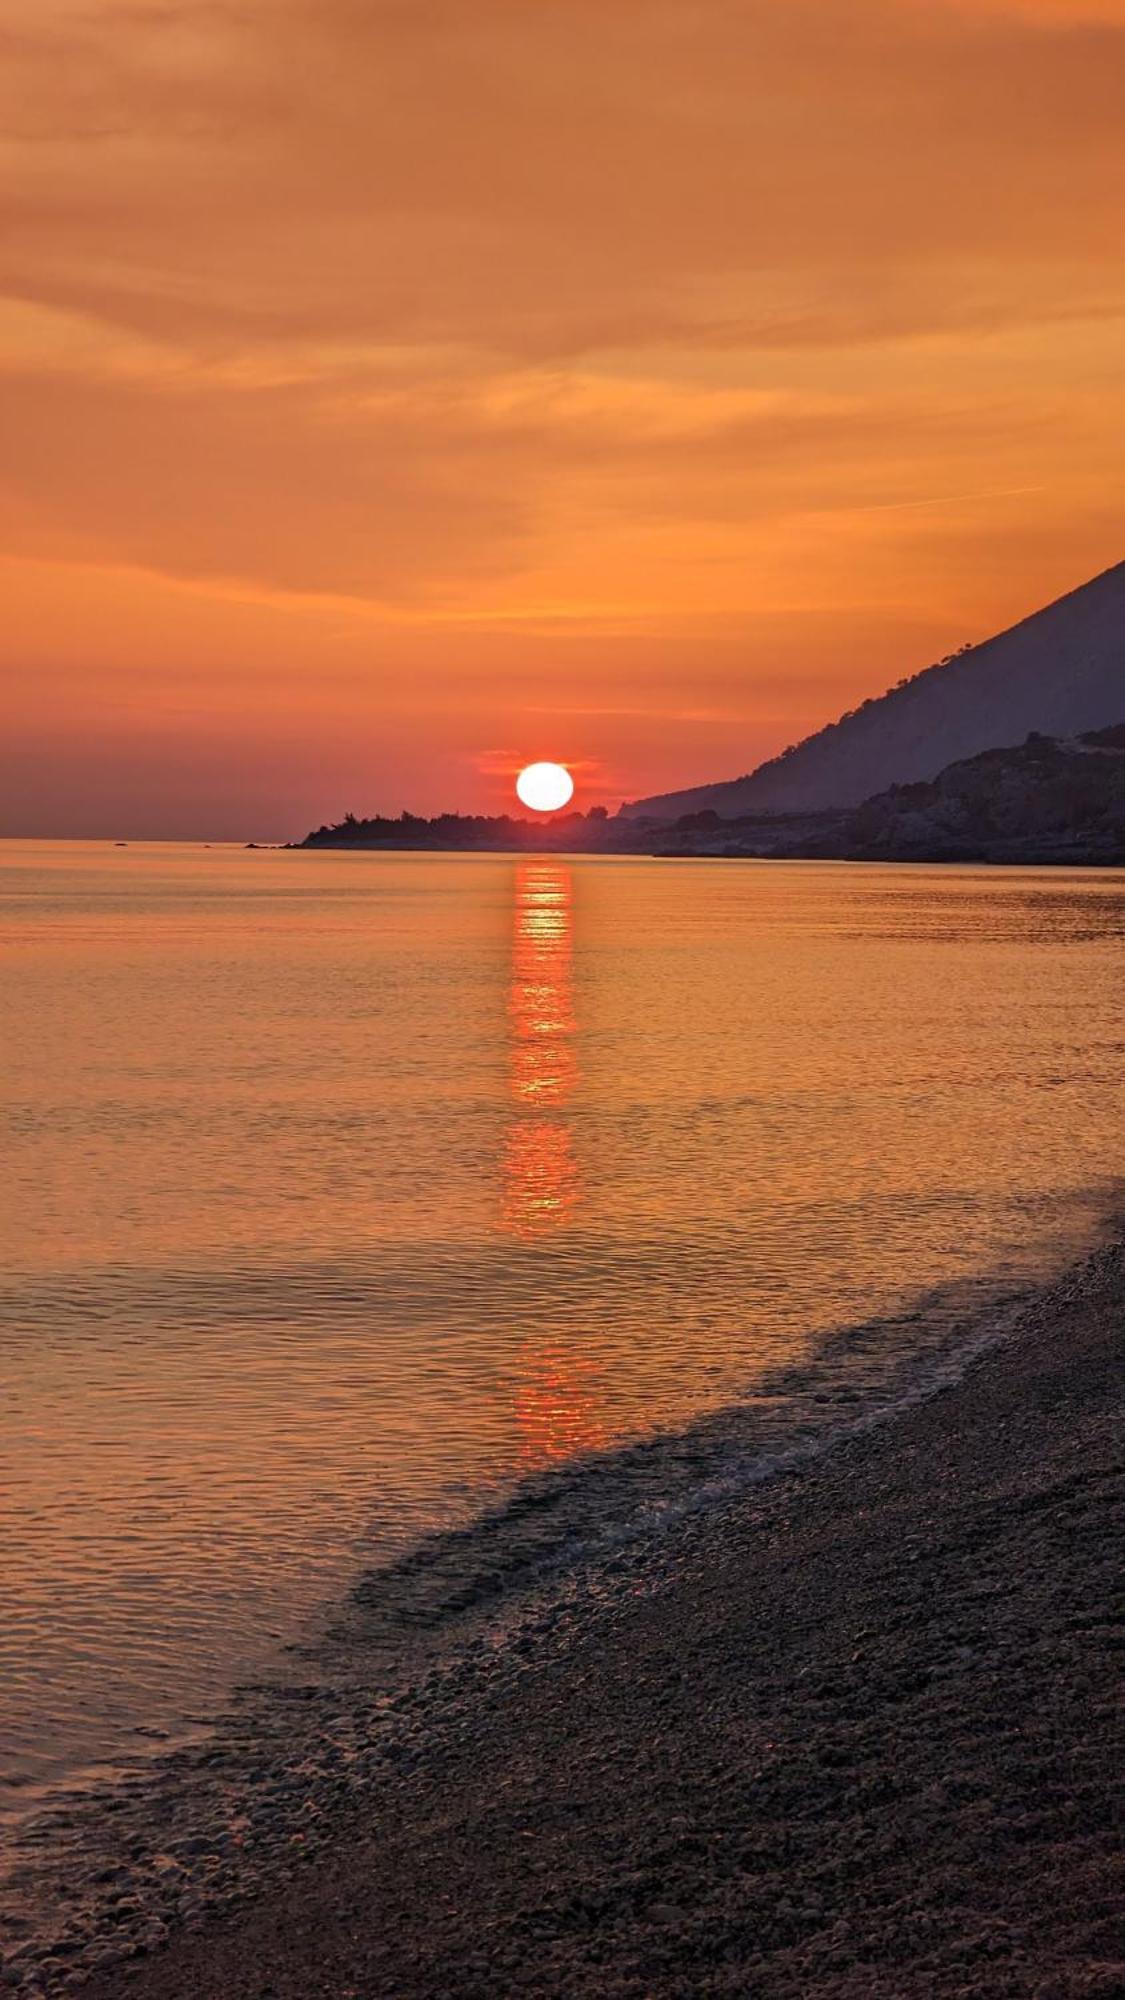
top-left (2, 841), bottom-right (1123, 1829)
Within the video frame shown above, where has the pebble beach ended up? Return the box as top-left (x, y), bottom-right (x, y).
top-left (4, 1238), bottom-right (1121, 1998)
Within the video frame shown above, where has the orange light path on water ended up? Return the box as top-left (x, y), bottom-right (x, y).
top-left (502, 862), bottom-right (579, 1237)
top-left (500, 861), bottom-right (606, 1465)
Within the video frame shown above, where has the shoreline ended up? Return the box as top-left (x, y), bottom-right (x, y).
top-left (289, 842), bottom-right (1125, 867)
top-left (5, 1236), bottom-right (1121, 1996)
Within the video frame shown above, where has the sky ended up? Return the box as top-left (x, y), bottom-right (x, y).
top-left (2, 0), bottom-right (1123, 839)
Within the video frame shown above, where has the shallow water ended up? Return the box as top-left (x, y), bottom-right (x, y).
top-left (2, 844), bottom-right (1123, 1816)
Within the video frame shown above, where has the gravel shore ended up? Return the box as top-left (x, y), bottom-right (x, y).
top-left (59, 1240), bottom-right (1123, 2000)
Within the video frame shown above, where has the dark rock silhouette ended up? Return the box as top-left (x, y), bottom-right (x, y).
top-left (655, 726), bottom-right (1125, 864)
top-left (844, 724), bottom-right (1125, 863)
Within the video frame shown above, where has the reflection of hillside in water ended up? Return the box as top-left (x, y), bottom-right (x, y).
top-left (501, 862), bottom-right (605, 1465)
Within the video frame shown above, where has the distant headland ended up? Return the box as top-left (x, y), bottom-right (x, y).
top-left (296, 805), bottom-right (641, 855)
top-left (295, 564), bottom-right (1123, 867)
top-left (294, 724), bottom-right (1125, 867)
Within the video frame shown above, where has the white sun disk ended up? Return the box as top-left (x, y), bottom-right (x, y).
top-left (516, 762), bottom-right (575, 813)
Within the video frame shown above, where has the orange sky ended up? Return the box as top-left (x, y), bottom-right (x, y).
top-left (2, 0), bottom-right (1123, 838)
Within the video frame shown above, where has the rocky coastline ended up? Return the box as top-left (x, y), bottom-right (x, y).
top-left (295, 727), bottom-right (1125, 867)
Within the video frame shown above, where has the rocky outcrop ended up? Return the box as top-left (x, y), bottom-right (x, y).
top-left (646, 727), bottom-right (1125, 864)
top-left (845, 725), bottom-right (1125, 862)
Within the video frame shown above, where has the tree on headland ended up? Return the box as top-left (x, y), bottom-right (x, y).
top-left (297, 804), bottom-right (627, 851)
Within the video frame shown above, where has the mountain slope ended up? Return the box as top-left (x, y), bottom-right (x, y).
top-left (619, 562), bottom-right (1125, 819)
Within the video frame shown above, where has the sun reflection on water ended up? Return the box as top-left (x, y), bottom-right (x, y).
top-left (501, 862), bottom-right (580, 1238)
top-left (501, 862), bottom-right (606, 1463)
top-left (514, 1342), bottom-right (605, 1465)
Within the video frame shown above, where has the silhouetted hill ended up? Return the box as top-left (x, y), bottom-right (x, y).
top-left (652, 726), bottom-right (1125, 864)
top-left (620, 563), bottom-right (1125, 820)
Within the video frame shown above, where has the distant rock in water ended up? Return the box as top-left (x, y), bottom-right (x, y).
top-left (619, 562), bottom-right (1125, 820)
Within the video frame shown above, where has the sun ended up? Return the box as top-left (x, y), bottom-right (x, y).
top-left (516, 762), bottom-right (575, 813)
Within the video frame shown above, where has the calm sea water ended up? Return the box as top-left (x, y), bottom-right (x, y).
top-left (2, 843), bottom-right (1123, 1817)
